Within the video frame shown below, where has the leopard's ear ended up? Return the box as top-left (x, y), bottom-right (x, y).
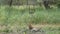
top-left (28, 23), bottom-right (33, 30)
top-left (28, 23), bottom-right (32, 26)
top-left (29, 23), bottom-right (32, 27)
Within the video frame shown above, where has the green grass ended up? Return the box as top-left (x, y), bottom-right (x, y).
top-left (0, 5), bottom-right (60, 34)
top-left (0, 5), bottom-right (60, 25)
top-left (46, 31), bottom-right (60, 34)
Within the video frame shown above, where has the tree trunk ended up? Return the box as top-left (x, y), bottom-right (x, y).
top-left (43, 1), bottom-right (50, 9)
top-left (9, 0), bottom-right (13, 6)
